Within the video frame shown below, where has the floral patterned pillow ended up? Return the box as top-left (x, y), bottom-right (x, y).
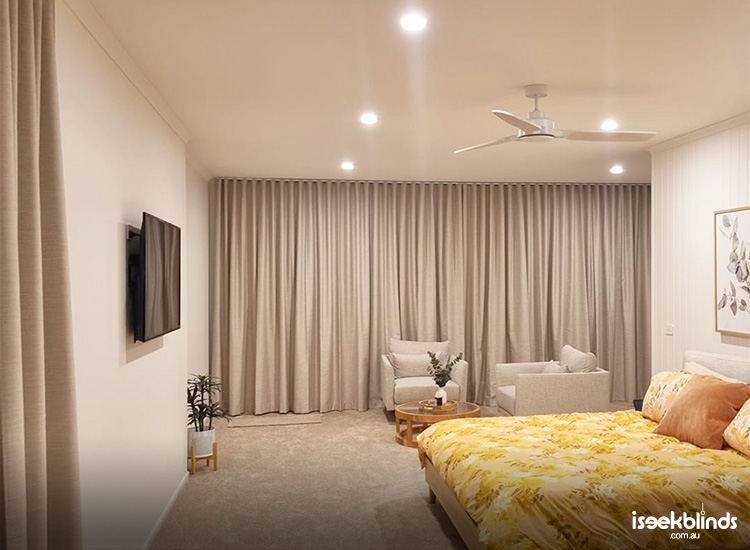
top-left (724, 398), bottom-right (750, 456)
top-left (642, 371), bottom-right (694, 422)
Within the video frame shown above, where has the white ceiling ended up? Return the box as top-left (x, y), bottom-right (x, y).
top-left (87, 0), bottom-right (749, 183)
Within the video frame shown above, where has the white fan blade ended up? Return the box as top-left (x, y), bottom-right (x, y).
top-left (492, 110), bottom-right (542, 133)
top-left (563, 130), bottom-right (656, 142)
top-left (454, 135), bottom-right (518, 154)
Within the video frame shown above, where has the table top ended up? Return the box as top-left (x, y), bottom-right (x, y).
top-left (395, 401), bottom-right (480, 421)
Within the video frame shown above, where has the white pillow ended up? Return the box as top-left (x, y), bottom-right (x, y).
top-left (725, 398), bottom-right (750, 457)
top-left (682, 361), bottom-right (745, 384)
top-left (542, 361), bottom-right (568, 374)
top-left (389, 353), bottom-right (433, 378)
top-left (559, 345), bottom-right (597, 373)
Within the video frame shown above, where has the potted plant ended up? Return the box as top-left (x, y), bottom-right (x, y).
top-left (187, 374), bottom-right (224, 463)
top-left (427, 351), bottom-right (463, 405)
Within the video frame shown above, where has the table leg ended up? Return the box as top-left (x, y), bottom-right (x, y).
top-left (406, 418), bottom-right (413, 444)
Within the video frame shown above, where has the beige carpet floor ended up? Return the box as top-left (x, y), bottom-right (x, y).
top-left (150, 409), bottom-right (465, 550)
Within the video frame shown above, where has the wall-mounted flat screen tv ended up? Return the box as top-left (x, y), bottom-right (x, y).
top-left (129, 212), bottom-right (181, 342)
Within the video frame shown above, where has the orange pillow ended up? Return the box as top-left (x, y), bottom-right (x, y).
top-left (654, 374), bottom-right (750, 449)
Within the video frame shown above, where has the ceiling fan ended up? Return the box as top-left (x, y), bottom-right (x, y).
top-left (454, 84), bottom-right (656, 154)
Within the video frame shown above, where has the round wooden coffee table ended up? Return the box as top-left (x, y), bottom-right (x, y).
top-left (394, 401), bottom-right (481, 448)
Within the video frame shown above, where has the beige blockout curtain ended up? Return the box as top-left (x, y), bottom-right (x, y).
top-left (1, 1), bottom-right (82, 548)
top-left (210, 179), bottom-right (650, 415)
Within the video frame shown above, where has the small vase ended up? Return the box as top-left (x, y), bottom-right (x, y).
top-left (435, 387), bottom-right (448, 406)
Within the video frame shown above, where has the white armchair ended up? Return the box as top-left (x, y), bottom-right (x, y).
top-left (380, 338), bottom-right (468, 411)
top-left (493, 346), bottom-right (610, 416)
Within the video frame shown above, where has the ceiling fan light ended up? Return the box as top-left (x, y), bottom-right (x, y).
top-left (519, 133), bottom-right (555, 143)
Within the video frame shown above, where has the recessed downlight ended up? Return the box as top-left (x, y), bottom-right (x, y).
top-left (360, 112), bottom-right (379, 125)
top-left (600, 119), bottom-right (619, 131)
top-left (341, 161), bottom-right (355, 171)
top-left (609, 164), bottom-right (624, 175)
top-left (400, 12), bottom-right (427, 32)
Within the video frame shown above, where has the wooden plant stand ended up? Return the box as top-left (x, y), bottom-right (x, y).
top-left (189, 442), bottom-right (218, 475)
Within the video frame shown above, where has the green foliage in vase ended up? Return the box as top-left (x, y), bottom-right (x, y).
top-left (427, 351), bottom-right (464, 388)
top-left (187, 374), bottom-right (225, 431)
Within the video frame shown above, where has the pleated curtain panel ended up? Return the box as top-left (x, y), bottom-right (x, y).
top-left (1, 1), bottom-right (82, 548)
top-left (210, 179), bottom-right (651, 415)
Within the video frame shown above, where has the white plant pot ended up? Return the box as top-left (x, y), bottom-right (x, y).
top-left (435, 387), bottom-right (448, 405)
top-left (188, 427), bottom-right (216, 458)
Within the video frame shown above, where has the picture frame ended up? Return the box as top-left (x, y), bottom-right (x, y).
top-left (715, 206), bottom-right (750, 337)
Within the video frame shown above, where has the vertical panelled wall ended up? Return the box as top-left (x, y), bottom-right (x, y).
top-left (651, 117), bottom-right (750, 373)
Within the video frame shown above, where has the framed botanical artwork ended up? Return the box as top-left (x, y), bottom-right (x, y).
top-left (715, 206), bottom-right (750, 337)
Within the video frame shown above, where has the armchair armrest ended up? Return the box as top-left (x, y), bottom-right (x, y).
top-left (514, 368), bottom-right (611, 416)
top-left (451, 360), bottom-right (468, 402)
top-left (493, 361), bottom-right (549, 388)
top-left (381, 354), bottom-right (396, 411)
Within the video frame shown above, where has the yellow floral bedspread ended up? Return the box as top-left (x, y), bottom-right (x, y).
top-left (417, 411), bottom-right (750, 550)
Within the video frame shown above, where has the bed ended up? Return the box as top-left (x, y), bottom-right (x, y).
top-left (417, 351), bottom-right (750, 550)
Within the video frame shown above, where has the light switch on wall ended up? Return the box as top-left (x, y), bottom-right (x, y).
top-left (666, 324), bottom-right (674, 336)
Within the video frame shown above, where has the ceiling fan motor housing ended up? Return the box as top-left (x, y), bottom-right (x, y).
top-left (523, 108), bottom-right (555, 141)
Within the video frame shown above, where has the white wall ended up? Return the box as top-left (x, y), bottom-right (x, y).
top-left (652, 116), bottom-right (750, 373)
top-left (186, 163), bottom-right (209, 376)
top-left (56, 3), bottom-right (197, 547)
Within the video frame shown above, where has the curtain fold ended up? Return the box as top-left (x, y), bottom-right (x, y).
top-left (1, 0), bottom-right (82, 548)
top-left (210, 179), bottom-right (650, 414)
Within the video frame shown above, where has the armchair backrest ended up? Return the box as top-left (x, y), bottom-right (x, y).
top-left (388, 337), bottom-right (449, 356)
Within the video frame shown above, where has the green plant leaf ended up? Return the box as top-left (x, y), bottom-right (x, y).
top-left (187, 374), bottom-right (224, 430)
top-left (427, 350), bottom-right (463, 388)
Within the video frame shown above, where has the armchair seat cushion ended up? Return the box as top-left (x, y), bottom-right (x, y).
top-left (496, 386), bottom-right (516, 415)
top-left (542, 361), bottom-right (567, 374)
top-left (394, 377), bottom-right (460, 404)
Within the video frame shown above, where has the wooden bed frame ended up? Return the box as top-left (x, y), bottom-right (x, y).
top-left (422, 350), bottom-right (750, 550)
top-left (424, 457), bottom-right (483, 550)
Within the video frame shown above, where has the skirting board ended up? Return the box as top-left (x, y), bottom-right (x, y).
top-left (142, 470), bottom-right (189, 550)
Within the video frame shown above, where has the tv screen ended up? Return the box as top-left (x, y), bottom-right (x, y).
top-left (131, 212), bottom-right (181, 342)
